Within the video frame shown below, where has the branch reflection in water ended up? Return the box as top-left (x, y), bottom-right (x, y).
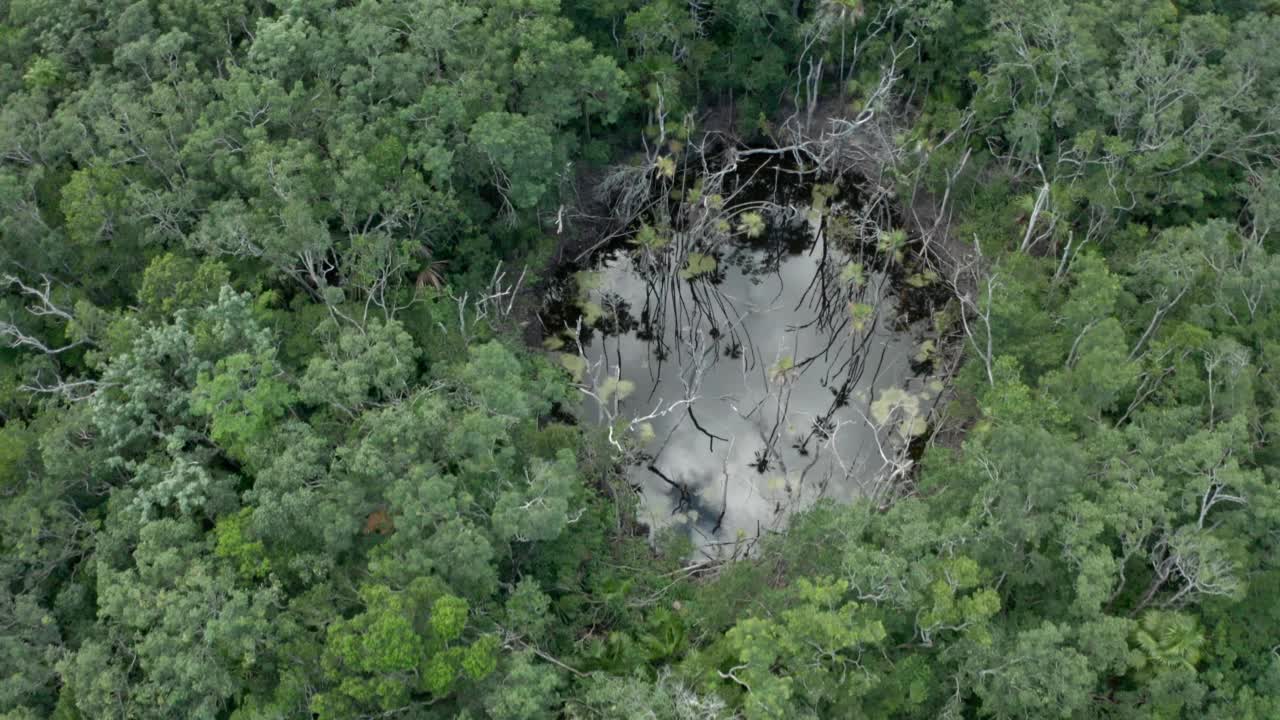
top-left (556, 205), bottom-right (941, 559)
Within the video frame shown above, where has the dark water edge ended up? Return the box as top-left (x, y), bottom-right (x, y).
top-left (534, 153), bottom-right (954, 554)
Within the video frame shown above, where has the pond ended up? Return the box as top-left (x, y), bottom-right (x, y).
top-left (543, 176), bottom-right (945, 559)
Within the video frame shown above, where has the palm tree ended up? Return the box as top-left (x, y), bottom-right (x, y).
top-left (1132, 610), bottom-right (1205, 679)
top-left (414, 244), bottom-right (448, 291)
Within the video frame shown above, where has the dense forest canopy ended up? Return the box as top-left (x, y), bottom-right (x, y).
top-left (1, 1), bottom-right (1279, 718)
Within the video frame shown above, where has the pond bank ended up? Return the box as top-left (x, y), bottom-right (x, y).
top-left (533, 150), bottom-right (956, 557)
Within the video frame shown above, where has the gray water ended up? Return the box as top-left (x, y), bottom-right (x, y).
top-left (564, 215), bottom-right (937, 558)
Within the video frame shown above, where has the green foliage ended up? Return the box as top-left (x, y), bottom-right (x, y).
top-left (191, 349), bottom-right (295, 463)
top-left (0, 421), bottom-right (33, 494)
top-left (566, 670), bottom-right (729, 719)
top-left (313, 579), bottom-right (489, 716)
top-left (493, 449), bottom-right (583, 543)
top-left (214, 507), bottom-right (270, 580)
top-left (298, 318), bottom-right (420, 415)
top-left (736, 212), bottom-right (765, 239)
top-left (973, 623), bottom-right (1095, 719)
top-left (679, 252), bottom-right (717, 279)
top-left (707, 577), bottom-right (888, 719)
top-left (2, 1), bottom-right (1279, 719)
top-left (469, 112), bottom-right (558, 210)
top-left (839, 261), bottom-right (864, 286)
top-left (1132, 611), bottom-right (1206, 678)
top-left (483, 652), bottom-right (562, 720)
top-left (632, 223), bottom-right (669, 250)
top-left (137, 254), bottom-right (231, 321)
top-left (59, 166), bottom-right (127, 246)
top-left (847, 301), bottom-right (874, 331)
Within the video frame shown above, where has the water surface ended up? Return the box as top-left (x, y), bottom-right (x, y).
top-left (556, 209), bottom-right (938, 557)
